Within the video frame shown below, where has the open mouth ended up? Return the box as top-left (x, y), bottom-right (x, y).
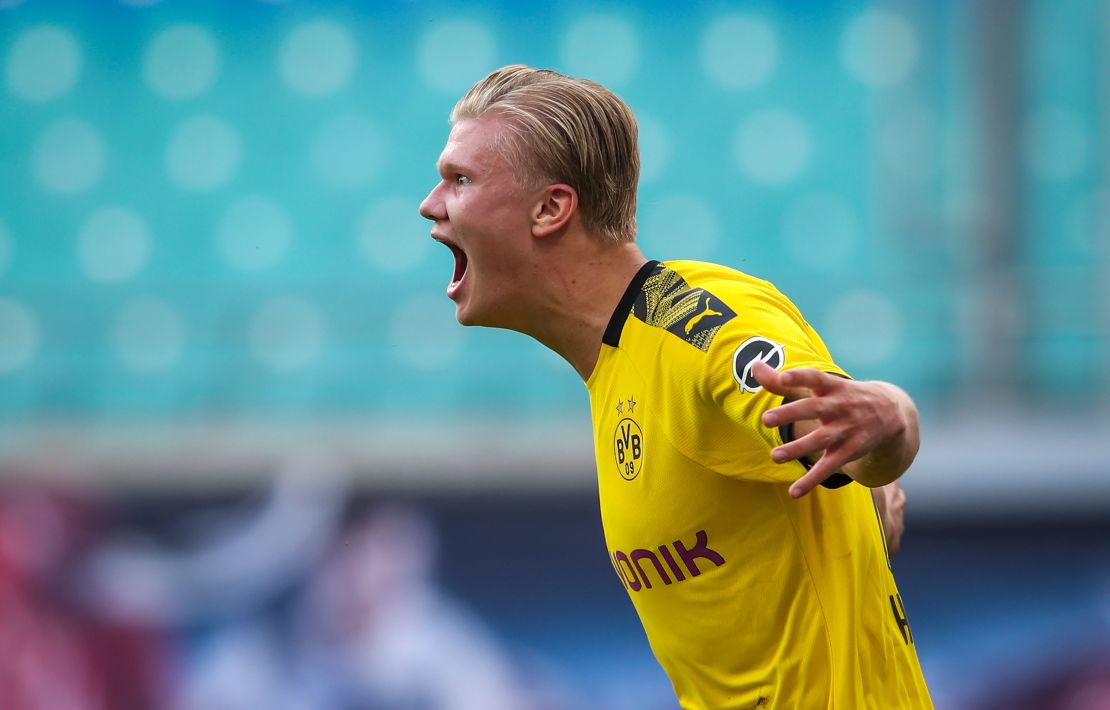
top-left (435, 236), bottom-right (469, 297)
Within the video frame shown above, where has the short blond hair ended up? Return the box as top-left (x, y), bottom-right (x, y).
top-left (451, 65), bottom-right (639, 244)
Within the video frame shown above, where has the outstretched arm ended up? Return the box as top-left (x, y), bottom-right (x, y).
top-left (751, 360), bottom-right (920, 499)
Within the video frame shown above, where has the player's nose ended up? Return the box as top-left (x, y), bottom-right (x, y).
top-left (418, 184), bottom-right (445, 222)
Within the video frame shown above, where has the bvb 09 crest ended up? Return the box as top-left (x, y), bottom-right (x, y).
top-left (613, 417), bottom-right (644, 481)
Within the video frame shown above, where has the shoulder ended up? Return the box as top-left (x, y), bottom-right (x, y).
top-left (658, 260), bottom-right (810, 347)
top-left (661, 259), bottom-right (776, 297)
top-left (663, 260), bottom-right (801, 318)
top-left (631, 260), bottom-right (781, 354)
top-left (655, 262), bottom-right (840, 392)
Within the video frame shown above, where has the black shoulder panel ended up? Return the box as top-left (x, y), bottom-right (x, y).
top-left (632, 264), bottom-right (736, 352)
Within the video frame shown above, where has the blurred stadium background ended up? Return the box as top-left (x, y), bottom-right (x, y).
top-left (1, 0), bottom-right (1108, 708)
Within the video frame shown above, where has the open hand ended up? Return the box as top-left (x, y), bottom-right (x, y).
top-left (750, 360), bottom-right (915, 499)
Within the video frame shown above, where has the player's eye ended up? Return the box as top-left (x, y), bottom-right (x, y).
top-left (455, 174), bottom-right (472, 187)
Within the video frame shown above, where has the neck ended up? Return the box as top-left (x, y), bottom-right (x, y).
top-left (519, 240), bottom-right (647, 382)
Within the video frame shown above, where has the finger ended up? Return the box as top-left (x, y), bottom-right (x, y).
top-left (788, 465), bottom-right (827, 499)
top-left (771, 425), bottom-right (844, 464)
top-left (788, 450), bottom-right (852, 498)
top-left (770, 367), bottom-right (842, 397)
top-left (751, 360), bottom-right (811, 400)
top-left (762, 396), bottom-right (837, 428)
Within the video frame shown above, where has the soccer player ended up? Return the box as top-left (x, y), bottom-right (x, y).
top-left (419, 65), bottom-right (932, 709)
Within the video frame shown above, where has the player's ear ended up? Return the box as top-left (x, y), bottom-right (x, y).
top-left (531, 183), bottom-right (577, 238)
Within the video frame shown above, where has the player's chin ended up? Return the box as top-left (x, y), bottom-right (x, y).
top-left (454, 304), bottom-right (477, 326)
top-left (454, 294), bottom-right (503, 329)
top-left (452, 294), bottom-right (481, 327)
top-left (456, 305), bottom-right (496, 328)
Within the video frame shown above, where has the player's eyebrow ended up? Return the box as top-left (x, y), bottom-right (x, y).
top-left (436, 159), bottom-right (457, 176)
top-left (438, 158), bottom-right (480, 178)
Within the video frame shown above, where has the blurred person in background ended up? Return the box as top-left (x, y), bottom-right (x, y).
top-left (971, 655), bottom-right (1110, 710)
top-left (0, 484), bottom-right (170, 710)
top-left (290, 504), bottom-right (565, 710)
top-left (419, 64), bottom-right (928, 708)
top-left (173, 499), bottom-right (565, 710)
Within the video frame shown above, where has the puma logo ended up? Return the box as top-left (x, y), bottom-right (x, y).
top-left (685, 296), bottom-right (723, 335)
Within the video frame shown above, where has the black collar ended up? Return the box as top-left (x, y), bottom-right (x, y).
top-left (602, 260), bottom-right (660, 347)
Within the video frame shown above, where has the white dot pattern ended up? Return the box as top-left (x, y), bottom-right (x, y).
top-left (560, 15), bottom-right (640, 87)
top-left (0, 299), bottom-right (39, 373)
top-left (5, 25), bottom-right (82, 101)
top-left (32, 118), bottom-right (107, 194)
top-left (0, 4), bottom-right (1100, 417)
top-left (417, 19), bottom-right (496, 95)
top-left (166, 114), bottom-right (242, 191)
top-left (734, 110), bottom-right (812, 185)
top-left (77, 207), bottom-right (151, 283)
top-left (143, 24), bottom-right (220, 100)
top-left (701, 14), bottom-right (779, 90)
top-left (279, 20), bottom-right (357, 97)
top-left (840, 10), bottom-right (919, 87)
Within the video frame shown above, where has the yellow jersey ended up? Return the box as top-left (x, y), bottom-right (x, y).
top-left (586, 260), bottom-right (932, 709)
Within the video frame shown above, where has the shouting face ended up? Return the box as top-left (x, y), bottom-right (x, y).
top-left (419, 115), bottom-right (542, 329)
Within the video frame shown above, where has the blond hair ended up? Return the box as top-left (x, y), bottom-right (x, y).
top-left (451, 65), bottom-right (639, 244)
